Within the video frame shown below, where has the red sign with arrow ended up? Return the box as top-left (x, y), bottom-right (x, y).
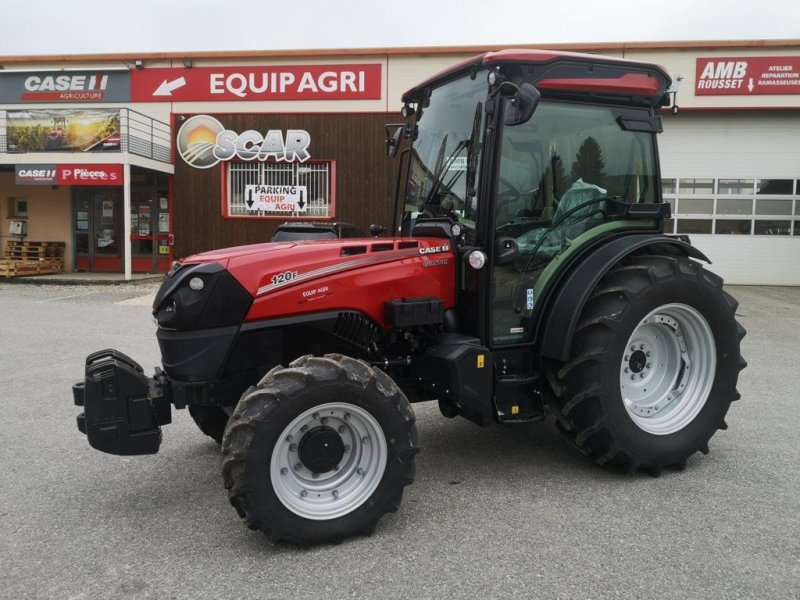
top-left (130, 64), bottom-right (381, 102)
top-left (695, 56), bottom-right (800, 95)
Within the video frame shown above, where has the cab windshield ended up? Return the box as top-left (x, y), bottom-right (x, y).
top-left (401, 74), bottom-right (488, 236)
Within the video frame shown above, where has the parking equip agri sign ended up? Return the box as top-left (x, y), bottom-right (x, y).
top-left (6, 109), bottom-right (121, 152)
top-left (696, 56), bottom-right (800, 95)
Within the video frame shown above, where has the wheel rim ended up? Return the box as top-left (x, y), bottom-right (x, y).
top-left (270, 402), bottom-right (388, 520)
top-left (619, 303), bottom-right (716, 435)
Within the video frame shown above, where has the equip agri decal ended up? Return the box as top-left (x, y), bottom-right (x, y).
top-left (132, 64), bottom-right (381, 102)
top-left (176, 115), bottom-right (311, 169)
top-left (696, 56), bottom-right (800, 95)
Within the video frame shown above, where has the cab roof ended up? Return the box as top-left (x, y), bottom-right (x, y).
top-left (401, 49), bottom-right (672, 105)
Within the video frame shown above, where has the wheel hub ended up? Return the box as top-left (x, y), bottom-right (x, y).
top-left (628, 349), bottom-right (647, 373)
top-left (298, 426), bottom-right (345, 473)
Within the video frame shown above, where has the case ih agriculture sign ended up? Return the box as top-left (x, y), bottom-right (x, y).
top-left (130, 64), bottom-right (381, 102)
top-left (696, 56), bottom-right (800, 95)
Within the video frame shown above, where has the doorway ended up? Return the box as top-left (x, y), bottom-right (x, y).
top-left (73, 187), bottom-right (123, 272)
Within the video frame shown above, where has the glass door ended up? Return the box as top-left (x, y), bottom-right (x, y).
top-left (73, 188), bottom-right (122, 272)
top-left (130, 170), bottom-right (172, 273)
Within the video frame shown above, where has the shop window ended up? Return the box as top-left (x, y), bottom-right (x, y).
top-left (225, 161), bottom-right (335, 219)
top-left (718, 179), bottom-right (754, 195)
top-left (661, 178), bottom-right (676, 195)
top-left (753, 220), bottom-right (791, 235)
top-left (755, 199), bottom-right (792, 215)
top-left (676, 198), bottom-right (713, 215)
top-left (716, 198), bottom-right (753, 215)
top-left (679, 179), bottom-right (714, 194)
top-left (8, 197), bottom-right (28, 217)
top-left (676, 219), bottom-right (712, 234)
top-left (757, 179), bottom-right (794, 195)
top-left (715, 219), bottom-right (751, 235)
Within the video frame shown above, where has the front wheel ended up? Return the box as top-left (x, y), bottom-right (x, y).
top-left (547, 254), bottom-right (746, 475)
top-left (221, 354), bottom-right (418, 545)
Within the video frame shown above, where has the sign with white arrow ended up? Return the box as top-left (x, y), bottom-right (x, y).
top-left (153, 76), bottom-right (186, 96)
top-left (129, 64), bottom-right (381, 102)
top-left (244, 185), bottom-right (308, 213)
top-left (696, 56), bottom-right (800, 96)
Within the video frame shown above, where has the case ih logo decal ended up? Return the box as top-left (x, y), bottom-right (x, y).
top-left (419, 244), bottom-right (450, 255)
top-left (15, 164), bottom-right (57, 185)
top-left (0, 70), bottom-right (130, 103)
top-left (176, 115), bottom-right (310, 169)
top-left (696, 57), bottom-right (800, 95)
top-left (131, 64), bottom-right (381, 102)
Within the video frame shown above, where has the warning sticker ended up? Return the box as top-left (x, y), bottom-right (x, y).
top-left (244, 185), bottom-right (308, 212)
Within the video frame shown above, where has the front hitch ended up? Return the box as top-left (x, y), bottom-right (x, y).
top-left (73, 349), bottom-right (172, 455)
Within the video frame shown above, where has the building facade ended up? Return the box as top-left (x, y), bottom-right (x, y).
top-left (0, 39), bottom-right (798, 283)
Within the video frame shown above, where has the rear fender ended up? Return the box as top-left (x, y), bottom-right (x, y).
top-left (537, 235), bottom-right (710, 362)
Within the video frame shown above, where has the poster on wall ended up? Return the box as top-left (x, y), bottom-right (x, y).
top-left (138, 205), bottom-right (151, 236)
top-left (5, 109), bottom-right (120, 153)
top-left (158, 213), bottom-right (170, 233)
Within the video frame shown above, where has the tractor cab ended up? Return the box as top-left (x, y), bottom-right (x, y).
top-left (394, 50), bottom-right (672, 351)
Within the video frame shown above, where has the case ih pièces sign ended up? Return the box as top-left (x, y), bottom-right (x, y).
top-left (696, 56), bottom-right (800, 95)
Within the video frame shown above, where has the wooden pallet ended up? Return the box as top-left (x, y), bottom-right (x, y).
top-left (0, 259), bottom-right (63, 278)
top-left (3, 241), bottom-right (66, 276)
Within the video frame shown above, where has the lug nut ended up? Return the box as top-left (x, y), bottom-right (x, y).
top-left (312, 472), bottom-right (319, 479)
top-left (332, 490), bottom-right (339, 498)
top-left (639, 344), bottom-right (645, 350)
top-left (646, 351), bottom-right (651, 357)
top-left (630, 345), bottom-right (636, 352)
top-left (344, 413), bottom-right (351, 421)
top-left (361, 436), bottom-right (369, 445)
top-left (300, 490), bottom-right (308, 498)
top-left (631, 375), bottom-right (636, 380)
top-left (356, 468), bottom-right (364, 475)
top-left (338, 426), bottom-right (345, 434)
top-left (312, 412), bottom-right (319, 420)
top-left (640, 373), bottom-right (645, 379)
top-left (280, 467), bottom-right (288, 475)
top-left (321, 417), bottom-right (328, 425)
top-left (295, 463), bottom-right (302, 471)
top-left (334, 464), bottom-right (339, 471)
top-left (289, 443), bottom-right (297, 452)
top-left (344, 445), bottom-right (350, 453)
top-left (646, 363), bottom-right (651, 369)
top-left (624, 367), bottom-right (629, 373)
top-left (300, 425), bottom-right (308, 432)
top-left (285, 434), bottom-right (293, 442)
top-left (624, 355), bottom-right (630, 361)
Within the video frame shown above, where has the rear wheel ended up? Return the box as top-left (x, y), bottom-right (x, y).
top-left (547, 254), bottom-right (746, 475)
top-left (222, 354), bottom-right (418, 545)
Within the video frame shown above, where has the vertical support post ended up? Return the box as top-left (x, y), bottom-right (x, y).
top-left (123, 163), bottom-right (132, 281)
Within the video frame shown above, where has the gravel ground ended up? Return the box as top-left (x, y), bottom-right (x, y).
top-left (0, 282), bottom-right (797, 600)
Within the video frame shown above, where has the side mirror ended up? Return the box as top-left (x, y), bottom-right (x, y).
top-left (369, 224), bottom-right (387, 237)
top-left (504, 83), bottom-right (541, 127)
top-left (494, 236), bottom-right (520, 266)
top-left (385, 124), bottom-right (406, 158)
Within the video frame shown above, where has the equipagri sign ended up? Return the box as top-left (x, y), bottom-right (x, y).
top-left (696, 56), bottom-right (800, 95)
top-left (131, 64), bottom-right (381, 102)
top-left (177, 115), bottom-right (310, 169)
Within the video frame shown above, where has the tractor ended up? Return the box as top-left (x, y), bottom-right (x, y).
top-left (73, 49), bottom-right (746, 545)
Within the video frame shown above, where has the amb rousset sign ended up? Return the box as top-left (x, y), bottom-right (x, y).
top-left (696, 56), bottom-right (800, 95)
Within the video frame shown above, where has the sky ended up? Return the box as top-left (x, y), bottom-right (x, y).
top-left (1, 0), bottom-right (798, 56)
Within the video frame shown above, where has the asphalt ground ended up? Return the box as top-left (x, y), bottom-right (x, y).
top-left (0, 282), bottom-right (798, 600)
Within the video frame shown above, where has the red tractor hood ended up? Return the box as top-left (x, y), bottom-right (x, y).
top-left (183, 238), bottom-right (456, 327)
